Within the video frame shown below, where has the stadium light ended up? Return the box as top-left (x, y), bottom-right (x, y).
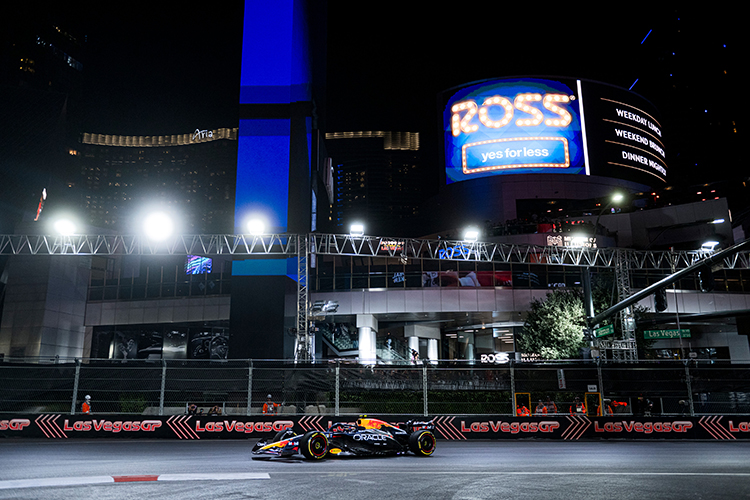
top-left (53, 218), bottom-right (77, 236)
top-left (350, 223), bottom-right (364, 237)
top-left (143, 212), bottom-right (174, 241)
top-left (246, 218), bottom-right (266, 235)
top-left (463, 227), bottom-right (480, 241)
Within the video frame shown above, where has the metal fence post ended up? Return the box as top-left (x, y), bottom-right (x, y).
top-left (247, 360), bottom-right (253, 416)
top-left (335, 361), bottom-right (340, 417)
top-left (159, 359), bottom-right (167, 416)
top-left (597, 359), bottom-right (604, 399)
top-left (70, 358), bottom-right (81, 415)
top-left (422, 362), bottom-right (428, 417)
top-left (509, 359), bottom-right (516, 416)
top-left (685, 361), bottom-right (695, 416)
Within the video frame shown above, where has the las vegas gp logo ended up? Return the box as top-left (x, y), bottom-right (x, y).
top-left (461, 420), bottom-right (560, 434)
top-left (0, 419), bottom-right (31, 431)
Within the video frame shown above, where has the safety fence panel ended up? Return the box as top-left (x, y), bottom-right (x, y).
top-left (0, 364), bottom-right (77, 413)
top-left (77, 362), bottom-right (163, 414)
top-left (2, 359), bottom-right (750, 417)
top-left (426, 365), bottom-right (511, 415)
top-left (338, 364), bottom-right (425, 415)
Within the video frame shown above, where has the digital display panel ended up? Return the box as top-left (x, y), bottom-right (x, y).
top-left (444, 78), bottom-right (586, 183)
top-left (443, 78), bottom-right (668, 186)
top-left (580, 81), bottom-right (667, 183)
top-left (185, 255), bottom-right (212, 275)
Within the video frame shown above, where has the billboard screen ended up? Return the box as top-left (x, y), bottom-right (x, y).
top-left (443, 78), bottom-right (667, 186)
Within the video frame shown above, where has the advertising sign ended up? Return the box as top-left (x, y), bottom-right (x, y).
top-left (4, 414), bottom-right (747, 441)
top-left (443, 78), bottom-right (668, 186)
top-left (444, 78), bottom-right (586, 184)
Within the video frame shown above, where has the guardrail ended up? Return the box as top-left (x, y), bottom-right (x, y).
top-left (1, 358), bottom-right (749, 417)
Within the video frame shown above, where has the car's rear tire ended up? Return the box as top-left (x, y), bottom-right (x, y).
top-left (408, 430), bottom-right (436, 456)
top-left (300, 431), bottom-right (329, 460)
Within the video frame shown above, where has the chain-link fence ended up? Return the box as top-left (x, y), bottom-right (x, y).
top-left (1, 358), bottom-right (749, 416)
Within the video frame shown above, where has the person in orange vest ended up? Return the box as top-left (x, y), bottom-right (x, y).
top-left (262, 394), bottom-right (280, 415)
top-left (569, 397), bottom-right (586, 415)
top-left (534, 400), bottom-right (547, 415)
top-left (544, 396), bottom-right (558, 414)
top-left (596, 399), bottom-right (614, 416)
top-left (81, 395), bottom-right (92, 414)
top-left (516, 405), bottom-right (530, 417)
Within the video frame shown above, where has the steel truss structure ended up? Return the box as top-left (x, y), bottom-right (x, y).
top-left (4, 232), bottom-right (749, 362)
top-left (2, 233), bottom-right (749, 271)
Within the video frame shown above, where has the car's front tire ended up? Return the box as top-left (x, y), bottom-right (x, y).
top-left (408, 430), bottom-right (436, 456)
top-left (300, 431), bottom-right (329, 460)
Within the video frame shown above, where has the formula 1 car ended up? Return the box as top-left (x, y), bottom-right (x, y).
top-left (251, 417), bottom-right (436, 460)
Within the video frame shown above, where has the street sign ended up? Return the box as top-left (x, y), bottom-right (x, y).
top-left (595, 324), bottom-right (614, 338)
top-left (644, 329), bottom-right (691, 340)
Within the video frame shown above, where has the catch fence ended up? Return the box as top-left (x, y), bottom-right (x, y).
top-left (1, 358), bottom-right (749, 416)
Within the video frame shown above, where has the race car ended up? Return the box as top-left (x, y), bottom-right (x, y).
top-left (251, 417), bottom-right (436, 460)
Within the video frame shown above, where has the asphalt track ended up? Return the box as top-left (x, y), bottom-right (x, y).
top-left (1, 439), bottom-right (750, 500)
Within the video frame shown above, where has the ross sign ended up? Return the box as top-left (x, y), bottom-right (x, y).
top-left (595, 324), bottom-right (614, 338)
top-left (443, 78), bottom-right (668, 186)
top-left (444, 78), bottom-right (585, 184)
top-left (644, 329), bottom-right (691, 340)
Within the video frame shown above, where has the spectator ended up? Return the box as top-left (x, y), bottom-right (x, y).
top-left (534, 400), bottom-right (547, 415)
top-left (208, 405), bottom-right (222, 416)
top-left (597, 399), bottom-right (614, 416)
top-left (187, 403), bottom-right (198, 415)
top-left (262, 394), bottom-right (279, 415)
top-left (81, 395), bottom-right (92, 414)
top-left (545, 396), bottom-right (558, 414)
top-left (569, 397), bottom-right (586, 415)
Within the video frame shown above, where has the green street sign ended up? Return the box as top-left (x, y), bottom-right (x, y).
top-left (644, 329), bottom-right (691, 340)
top-left (595, 324), bottom-right (614, 338)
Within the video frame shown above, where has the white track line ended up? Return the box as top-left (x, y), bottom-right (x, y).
top-left (0, 473), bottom-right (269, 490)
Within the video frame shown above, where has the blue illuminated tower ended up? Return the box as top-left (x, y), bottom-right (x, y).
top-left (230, 0), bottom-right (326, 358)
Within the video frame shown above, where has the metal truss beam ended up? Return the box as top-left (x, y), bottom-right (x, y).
top-left (2, 233), bottom-right (749, 271)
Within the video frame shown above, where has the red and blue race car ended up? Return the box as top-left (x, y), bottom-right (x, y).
top-left (251, 417), bottom-right (436, 460)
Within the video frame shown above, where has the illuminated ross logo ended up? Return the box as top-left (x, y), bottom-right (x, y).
top-left (444, 78), bottom-right (585, 183)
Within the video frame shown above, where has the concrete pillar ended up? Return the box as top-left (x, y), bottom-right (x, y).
top-left (427, 338), bottom-right (439, 363)
top-left (357, 314), bottom-right (377, 364)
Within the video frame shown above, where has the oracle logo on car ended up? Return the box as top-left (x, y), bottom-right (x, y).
top-left (195, 420), bottom-right (294, 433)
top-left (461, 420), bottom-right (560, 434)
top-left (593, 421), bottom-right (693, 434)
top-left (353, 433), bottom-right (387, 442)
top-left (0, 418), bottom-right (31, 431)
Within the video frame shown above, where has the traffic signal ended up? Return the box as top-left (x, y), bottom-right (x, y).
top-left (655, 287), bottom-right (668, 312)
top-left (698, 266), bottom-right (715, 292)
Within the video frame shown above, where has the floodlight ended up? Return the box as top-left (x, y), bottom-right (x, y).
top-left (350, 223), bottom-right (364, 236)
top-left (463, 227), bottom-right (480, 241)
top-left (143, 212), bottom-right (174, 241)
top-left (246, 218), bottom-right (266, 235)
top-left (53, 218), bottom-right (77, 236)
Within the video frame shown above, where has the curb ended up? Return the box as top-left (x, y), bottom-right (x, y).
top-left (0, 473), bottom-right (270, 490)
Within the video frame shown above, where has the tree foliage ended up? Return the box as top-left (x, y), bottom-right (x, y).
top-left (519, 271), bottom-right (656, 360)
top-left (519, 289), bottom-right (587, 360)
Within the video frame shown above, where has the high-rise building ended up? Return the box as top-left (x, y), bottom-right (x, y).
top-left (74, 128), bottom-right (238, 234)
top-left (326, 131), bottom-right (426, 236)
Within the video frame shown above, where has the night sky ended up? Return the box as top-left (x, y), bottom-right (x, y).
top-left (7, 2), bottom-right (743, 186)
